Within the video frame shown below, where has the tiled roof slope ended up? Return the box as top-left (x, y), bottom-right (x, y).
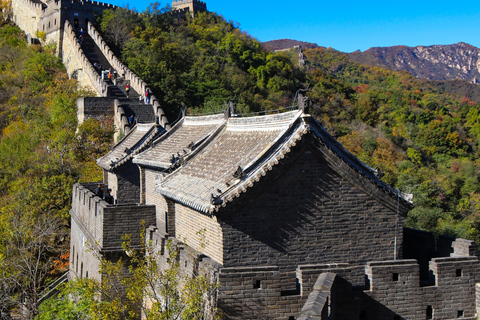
top-left (156, 110), bottom-right (304, 213)
top-left (155, 110), bottom-right (412, 214)
top-left (97, 123), bottom-right (164, 171)
top-left (133, 114), bottom-right (226, 169)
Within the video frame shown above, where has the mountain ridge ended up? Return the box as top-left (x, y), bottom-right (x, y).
top-left (262, 39), bottom-right (480, 83)
top-left (348, 42), bottom-right (480, 82)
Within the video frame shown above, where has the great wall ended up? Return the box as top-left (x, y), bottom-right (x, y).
top-left (8, 0), bottom-right (480, 319)
top-left (11, 0), bottom-right (170, 139)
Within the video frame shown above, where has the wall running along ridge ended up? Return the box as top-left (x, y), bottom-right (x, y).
top-left (86, 21), bottom-right (170, 128)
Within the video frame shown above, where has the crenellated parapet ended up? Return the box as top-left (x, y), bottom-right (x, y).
top-left (86, 21), bottom-right (170, 129)
top-left (11, 0), bottom-right (46, 38)
top-left (70, 182), bottom-right (156, 281)
top-left (366, 257), bottom-right (480, 319)
top-left (11, 0), bottom-right (117, 43)
top-left (70, 182), bottom-right (156, 251)
top-left (62, 20), bottom-right (106, 95)
top-left (171, 0), bottom-right (207, 11)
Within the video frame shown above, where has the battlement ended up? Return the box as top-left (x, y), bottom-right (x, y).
top-left (171, 0), bottom-right (207, 16)
top-left (365, 257), bottom-right (480, 319)
top-left (171, 0), bottom-right (207, 9)
top-left (14, 0), bottom-right (46, 15)
top-left (62, 20), bottom-right (106, 95)
top-left (212, 255), bottom-right (480, 319)
top-left (74, 0), bottom-right (117, 9)
top-left (70, 183), bottom-right (156, 251)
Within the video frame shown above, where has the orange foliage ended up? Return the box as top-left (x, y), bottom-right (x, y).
top-left (51, 252), bottom-right (69, 274)
top-left (353, 84), bottom-right (369, 94)
top-left (338, 131), bottom-right (364, 155)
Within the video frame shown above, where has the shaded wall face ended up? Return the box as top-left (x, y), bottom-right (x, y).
top-left (114, 163), bottom-right (140, 204)
top-left (220, 148), bottom-right (405, 275)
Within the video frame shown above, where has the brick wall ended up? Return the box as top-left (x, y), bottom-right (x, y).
top-left (102, 204), bottom-right (156, 251)
top-left (114, 163), bottom-right (140, 204)
top-left (70, 217), bottom-right (102, 281)
top-left (145, 168), bottom-right (169, 232)
top-left (77, 97), bottom-right (115, 125)
top-left (70, 182), bottom-right (156, 252)
top-left (365, 257), bottom-right (480, 319)
top-left (220, 147), bottom-right (405, 283)
top-left (70, 182), bottom-right (106, 246)
top-left (11, 0), bottom-right (43, 38)
top-left (175, 203), bottom-right (223, 265)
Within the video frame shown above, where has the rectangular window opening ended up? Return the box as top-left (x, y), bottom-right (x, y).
top-left (392, 273), bottom-right (399, 281)
top-left (426, 306), bottom-right (433, 319)
top-left (253, 280), bottom-right (261, 289)
top-left (456, 269), bottom-right (463, 277)
top-left (457, 310), bottom-right (464, 318)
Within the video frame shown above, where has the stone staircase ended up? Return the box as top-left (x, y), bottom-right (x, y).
top-left (80, 31), bottom-right (138, 98)
top-left (79, 30), bottom-right (152, 125)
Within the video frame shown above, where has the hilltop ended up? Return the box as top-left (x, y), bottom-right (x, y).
top-left (261, 39), bottom-right (323, 51)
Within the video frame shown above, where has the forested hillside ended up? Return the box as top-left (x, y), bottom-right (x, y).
top-left (0, 18), bottom-right (113, 317)
top-left (302, 47), bottom-right (480, 241)
top-left (348, 42), bottom-right (480, 81)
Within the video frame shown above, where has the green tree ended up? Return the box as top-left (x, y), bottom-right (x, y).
top-left (39, 236), bottom-right (218, 320)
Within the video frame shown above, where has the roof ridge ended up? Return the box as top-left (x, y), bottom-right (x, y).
top-left (98, 123), bottom-right (162, 170)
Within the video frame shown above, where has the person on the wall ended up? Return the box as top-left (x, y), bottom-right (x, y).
top-left (145, 89), bottom-right (150, 104)
top-left (94, 184), bottom-right (103, 198)
top-left (103, 189), bottom-right (114, 204)
top-left (125, 84), bottom-right (130, 98)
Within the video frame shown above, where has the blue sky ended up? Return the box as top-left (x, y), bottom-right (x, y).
top-left (107, 0), bottom-right (480, 52)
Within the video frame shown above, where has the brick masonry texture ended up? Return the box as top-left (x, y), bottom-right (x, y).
top-left (69, 183), bottom-right (156, 280)
top-left (219, 146), bottom-right (404, 278)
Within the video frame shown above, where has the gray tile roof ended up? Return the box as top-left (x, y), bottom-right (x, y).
top-left (97, 123), bottom-right (164, 171)
top-left (152, 110), bottom-right (412, 214)
top-left (156, 110), bottom-right (304, 213)
top-left (133, 114), bottom-right (226, 169)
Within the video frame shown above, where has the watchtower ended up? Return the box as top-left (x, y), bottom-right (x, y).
top-left (171, 0), bottom-right (207, 17)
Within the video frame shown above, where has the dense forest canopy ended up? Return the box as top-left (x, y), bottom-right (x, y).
top-left (1, 1), bottom-right (480, 317)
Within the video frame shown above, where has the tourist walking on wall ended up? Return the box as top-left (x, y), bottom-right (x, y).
top-left (103, 189), bottom-right (114, 204)
top-left (125, 84), bottom-right (130, 98)
top-left (94, 184), bottom-right (103, 198)
top-left (145, 89), bottom-right (150, 104)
